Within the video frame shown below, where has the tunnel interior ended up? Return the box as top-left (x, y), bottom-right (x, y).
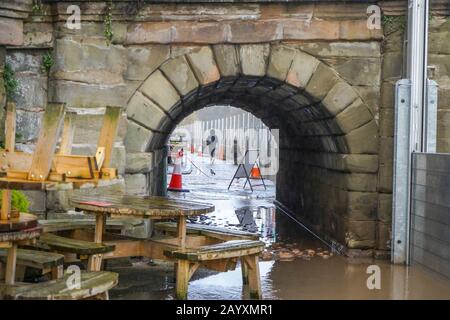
top-left (124, 45), bottom-right (379, 250)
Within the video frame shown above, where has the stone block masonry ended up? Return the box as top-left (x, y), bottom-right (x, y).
top-left (0, 0), bottom-right (448, 256)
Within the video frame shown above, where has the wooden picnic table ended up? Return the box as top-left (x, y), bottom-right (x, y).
top-left (69, 194), bottom-right (215, 270)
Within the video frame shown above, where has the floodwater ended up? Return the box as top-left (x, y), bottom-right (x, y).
top-left (108, 154), bottom-right (450, 300)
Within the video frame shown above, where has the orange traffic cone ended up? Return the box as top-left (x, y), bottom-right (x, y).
top-left (197, 145), bottom-right (202, 157)
top-left (168, 156), bottom-right (189, 192)
top-left (191, 143), bottom-right (195, 154)
top-left (250, 165), bottom-right (262, 179)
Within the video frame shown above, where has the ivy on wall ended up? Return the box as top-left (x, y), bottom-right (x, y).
top-left (104, 1), bottom-right (114, 46)
top-left (3, 63), bottom-right (18, 100)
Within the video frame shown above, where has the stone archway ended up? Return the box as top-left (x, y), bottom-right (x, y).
top-left (123, 44), bottom-right (379, 250)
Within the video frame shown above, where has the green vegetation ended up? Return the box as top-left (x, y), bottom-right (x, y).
top-left (104, 1), bottom-right (114, 46)
top-left (42, 51), bottom-right (54, 73)
top-left (0, 190), bottom-right (30, 213)
top-left (3, 63), bottom-right (18, 100)
top-left (382, 15), bottom-right (407, 34)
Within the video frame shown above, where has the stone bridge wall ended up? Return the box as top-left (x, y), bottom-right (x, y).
top-left (0, 0), bottom-right (449, 255)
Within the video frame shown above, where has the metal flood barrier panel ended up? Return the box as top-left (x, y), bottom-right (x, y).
top-left (411, 153), bottom-right (450, 279)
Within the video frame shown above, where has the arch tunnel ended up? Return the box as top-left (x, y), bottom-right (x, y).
top-left (123, 44), bottom-right (380, 251)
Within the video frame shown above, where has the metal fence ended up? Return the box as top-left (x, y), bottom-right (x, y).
top-left (411, 153), bottom-right (450, 279)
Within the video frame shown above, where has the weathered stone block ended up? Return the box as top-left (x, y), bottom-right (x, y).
top-left (160, 55), bottom-right (198, 96)
top-left (381, 81), bottom-right (396, 109)
top-left (339, 20), bottom-right (383, 40)
top-left (347, 192), bottom-right (378, 221)
top-left (346, 220), bottom-right (376, 249)
top-left (239, 44), bottom-right (270, 77)
top-left (228, 20), bottom-right (280, 43)
top-left (124, 120), bottom-right (153, 153)
top-left (299, 42), bottom-right (381, 58)
top-left (378, 163), bottom-right (393, 193)
top-left (304, 63), bottom-right (340, 101)
top-left (140, 70), bottom-right (180, 114)
top-left (49, 80), bottom-right (128, 108)
top-left (23, 22), bottom-right (53, 48)
top-left (345, 173), bottom-right (378, 192)
top-left (127, 91), bottom-right (171, 132)
top-left (379, 108), bottom-right (394, 137)
top-left (283, 19), bottom-right (339, 40)
top-left (53, 39), bottom-right (127, 85)
top-left (354, 85), bottom-right (380, 115)
top-left (429, 31), bottom-right (450, 54)
top-left (382, 52), bottom-right (403, 80)
top-left (267, 45), bottom-right (296, 81)
top-left (16, 110), bottom-right (42, 142)
top-left (125, 173), bottom-right (147, 195)
top-left (213, 44), bottom-right (240, 77)
top-left (345, 120), bottom-right (379, 154)
top-left (186, 47), bottom-right (220, 85)
top-left (344, 154), bottom-right (379, 173)
top-left (125, 45), bottom-right (169, 81)
top-left (335, 98), bottom-right (372, 133)
top-left (11, 74), bottom-right (47, 110)
top-left (322, 82), bottom-right (359, 116)
top-left (22, 191), bottom-right (46, 214)
top-left (379, 137), bottom-right (394, 165)
top-left (329, 57), bottom-right (381, 86)
top-left (126, 22), bottom-right (172, 44)
top-left (286, 50), bottom-right (319, 89)
top-left (111, 145), bottom-right (126, 175)
top-left (126, 152), bottom-right (153, 174)
top-left (6, 51), bottom-right (44, 75)
top-left (378, 193), bottom-right (392, 223)
top-left (377, 222), bottom-right (391, 251)
top-left (0, 17), bottom-right (23, 46)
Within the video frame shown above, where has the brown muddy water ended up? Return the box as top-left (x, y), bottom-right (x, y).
top-left (107, 200), bottom-right (450, 300)
top-left (108, 155), bottom-right (450, 300)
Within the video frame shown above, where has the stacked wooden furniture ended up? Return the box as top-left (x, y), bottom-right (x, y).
top-left (0, 102), bottom-right (121, 300)
top-left (69, 194), bottom-right (265, 300)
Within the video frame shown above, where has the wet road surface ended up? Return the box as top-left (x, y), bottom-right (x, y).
top-left (109, 154), bottom-right (450, 300)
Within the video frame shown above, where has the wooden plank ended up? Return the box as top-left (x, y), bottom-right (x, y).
top-left (38, 218), bottom-right (143, 233)
top-left (5, 244), bottom-right (17, 285)
top-left (0, 271), bottom-right (118, 300)
top-left (177, 216), bottom-right (186, 249)
top-left (242, 254), bottom-right (262, 299)
top-left (0, 227), bottom-right (41, 243)
top-left (0, 249), bottom-right (64, 270)
top-left (0, 213), bottom-right (38, 232)
top-left (165, 240), bottom-right (265, 262)
top-left (5, 102), bottom-right (16, 152)
top-left (28, 103), bottom-right (65, 181)
top-left (70, 194), bottom-right (215, 218)
top-left (35, 233), bottom-right (115, 255)
top-left (1, 189), bottom-right (11, 221)
top-left (58, 112), bottom-right (76, 155)
top-left (52, 155), bottom-right (95, 179)
top-left (176, 260), bottom-right (190, 300)
top-left (95, 147), bottom-right (105, 169)
top-left (97, 106), bottom-right (121, 168)
top-left (155, 222), bottom-right (259, 241)
top-left (0, 152), bottom-right (32, 172)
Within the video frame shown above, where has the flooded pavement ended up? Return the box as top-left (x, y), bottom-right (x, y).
top-left (108, 154), bottom-right (450, 300)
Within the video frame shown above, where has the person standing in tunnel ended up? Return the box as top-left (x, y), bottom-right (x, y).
top-left (206, 129), bottom-right (218, 165)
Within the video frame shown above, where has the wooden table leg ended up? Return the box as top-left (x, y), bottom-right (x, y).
top-left (88, 212), bottom-right (106, 271)
top-left (1, 189), bottom-right (11, 221)
top-left (174, 216), bottom-right (188, 299)
top-left (5, 244), bottom-right (17, 285)
top-left (177, 216), bottom-right (187, 249)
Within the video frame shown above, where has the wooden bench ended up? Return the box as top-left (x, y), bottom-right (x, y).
top-left (0, 271), bottom-right (118, 300)
top-left (32, 233), bottom-right (115, 271)
top-left (154, 222), bottom-right (259, 241)
top-left (164, 239), bottom-right (265, 300)
top-left (39, 218), bottom-right (144, 233)
top-left (0, 249), bottom-right (64, 281)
